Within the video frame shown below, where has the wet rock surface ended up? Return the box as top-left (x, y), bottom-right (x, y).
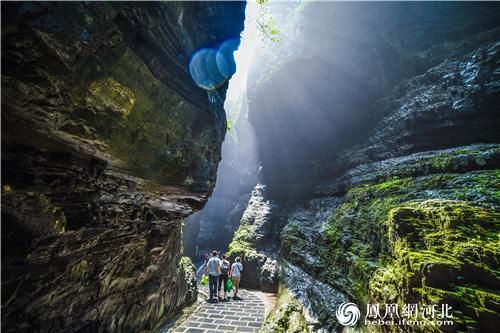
top-left (258, 282), bottom-right (309, 333)
top-left (228, 2), bottom-right (500, 332)
top-left (227, 184), bottom-right (283, 293)
top-left (1, 2), bottom-right (245, 332)
top-left (280, 262), bottom-right (348, 332)
top-left (251, 145), bottom-right (500, 332)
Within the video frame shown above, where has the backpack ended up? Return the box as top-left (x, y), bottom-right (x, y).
top-left (221, 260), bottom-right (230, 274)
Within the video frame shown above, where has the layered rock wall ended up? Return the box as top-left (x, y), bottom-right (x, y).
top-left (228, 2), bottom-right (499, 332)
top-left (183, 113), bottom-right (258, 259)
top-left (248, 2), bottom-right (500, 198)
top-left (1, 2), bottom-right (245, 332)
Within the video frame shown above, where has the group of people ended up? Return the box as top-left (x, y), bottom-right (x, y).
top-left (204, 250), bottom-right (243, 302)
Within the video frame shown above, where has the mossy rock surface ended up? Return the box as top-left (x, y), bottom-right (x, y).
top-left (315, 167), bottom-right (499, 332)
top-left (259, 284), bottom-right (309, 333)
top-left (227, 184), bottom-right (282, 292)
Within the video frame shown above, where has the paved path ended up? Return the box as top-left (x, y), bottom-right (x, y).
top-left (173, 289), bottom-right (266, 333)
top-left (171, 265), bottom-right (269, 333)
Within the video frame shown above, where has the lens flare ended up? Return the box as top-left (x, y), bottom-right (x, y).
top-left (216, 38), bottom-right (240, 79)
top-left (189, 38), bottom-right (241, 90)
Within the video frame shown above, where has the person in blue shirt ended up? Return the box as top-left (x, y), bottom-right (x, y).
top-left (204, 250), bottom-right (221, 301)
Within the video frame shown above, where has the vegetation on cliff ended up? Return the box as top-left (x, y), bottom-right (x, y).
top-left (259, 284), bottom-right (309, 333)
top-left (312, 147), bottom-right (499, 331)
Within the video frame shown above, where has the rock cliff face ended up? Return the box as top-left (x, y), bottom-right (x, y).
top-left (227, 184), bottom-right (283, 292)
top-left (183, 112), bottom-right (258, 259)
top-left (248, 2), bottom-right (500, 198)
top-left (228, 2), bottom-right (500, 332)
top-left (1, 2), bottom-right (245, 332)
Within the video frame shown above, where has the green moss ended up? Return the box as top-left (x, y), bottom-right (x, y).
top-left (323, 224), bottom-right (339, 245)
top-left (88, 77), bottom-right (136, 117)
top-left (178, 256), bottom-right (196, 283)
top-left (53, 207), bottom-right (67, 235)
top-left (71, 46), bottom-right (217, 186)
top-left (227, 236), bottom-right (258, 258)
top-left (452, 286), bottom-right (500, 314)
top-left (424, 174), bottom-right (454, 189)
top-left (370, 200), bottom-right (499, 330)
top-left (142, 181), bottom-right (161, 193)
top-left (372, 176), bottom-right (411, 191)
top-left (281, 223), bottom-right (308, 257)
top-left (178, 256), bottom-right (193, 271)
top-left (226, 213), bottom-right (262, 259)
top-left (316, 168), bottom-right (499, 330)
top-left (70, 259), bottom-right (89, 279)
top-left (334, 145), bottom-right (499, 189)
top-left (259, 284), bottom-right (308, 333)
top-left (26, 192), bottom-right (67, 234)
top-left (431, 155), bottom-right (452, 170)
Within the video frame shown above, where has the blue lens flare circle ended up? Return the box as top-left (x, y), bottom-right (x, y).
top-left (189, 38), bottom-right (240, 90)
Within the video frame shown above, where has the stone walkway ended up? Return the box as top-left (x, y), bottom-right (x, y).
top-left (173, 289), bottom-right (266, 333)
top-left (170, 264), bottom-right (270, 333)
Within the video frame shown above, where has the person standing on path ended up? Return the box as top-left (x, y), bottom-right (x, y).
top-left (204, 250), bottom-right (221, 301)
top-left (218, 254), bottom-right (230, 301)
top-left (229, 257), bottom-right (243, 300)
top-left (203, 252), bottom-right (209, 264)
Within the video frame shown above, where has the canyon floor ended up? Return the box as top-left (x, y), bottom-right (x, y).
top-left (161, 264), bottom-right (276, 333)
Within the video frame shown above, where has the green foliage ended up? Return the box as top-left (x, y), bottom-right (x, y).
top-left (256, 0), bottom-right (281, 43)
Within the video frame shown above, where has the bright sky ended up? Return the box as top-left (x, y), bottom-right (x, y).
top-left (224, 2), bottom-right (262, 122)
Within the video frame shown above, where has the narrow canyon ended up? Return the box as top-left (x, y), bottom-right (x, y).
top-left (1, 1), bottom-right (499, 333)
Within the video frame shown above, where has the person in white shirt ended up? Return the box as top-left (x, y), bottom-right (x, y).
top-left (229, 256), bottom-right (243, 300)
top-left (204, 250), bottom-right (221, 301)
